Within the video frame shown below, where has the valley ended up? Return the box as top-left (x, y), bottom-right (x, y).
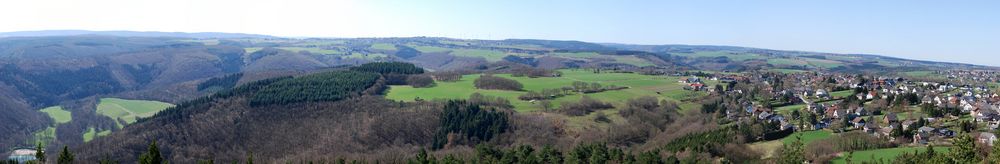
top-left (0, 33), bottom-right (996, 163)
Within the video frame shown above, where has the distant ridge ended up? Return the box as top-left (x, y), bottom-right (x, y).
top-left (0, 30), bottom-right (273, 39)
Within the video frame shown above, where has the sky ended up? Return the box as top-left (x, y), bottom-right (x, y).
top-left (1, 0), bottom-right (998, 66)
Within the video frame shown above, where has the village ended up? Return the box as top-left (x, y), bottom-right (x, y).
top-left (675, 69), bottom-right (1000, 148)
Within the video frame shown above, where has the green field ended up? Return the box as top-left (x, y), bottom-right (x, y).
top-left (386, 69), bottom-right (701, 112)
top-left (769, 69), bottom-right (809, 74)
top-left (782, 130), bottom-right (833, 145)
top-left (830, 90), bottom-right (855, 98)
top-left (450, 49), bottom-right (509, 62)
top-left (902, 71), bottom-right (935, 77)
top-left (768, 58), bottom-right (808, 66)
top-left (802, 58), bottom-right (845, 68)
top-left (82, 127), bottom-right (111, 142)
top-left (550, 52), bottom-right (600, 59)
top-left (40, 106), bottom-right (71, 124)
top-left (31, 106), bottom-right (72, 145)
top-left (370, 43), bottom-right (397, 51)
top-left (244, 47), bottom-right (263, 54)
top-left (773, 104), bottom-right (806, 114)
top-left (410, 45), bottom-right (452, 53)
top-left (344, 52), bottom-right (388, 60)
top-left (96, 98), bottom-right (175, 128)
top-left (277, 47), bottom-right (343, 54)
top-left (831, 147), bottom-right (951, 163)
top-left (673, 51), bottom-right (764, 61)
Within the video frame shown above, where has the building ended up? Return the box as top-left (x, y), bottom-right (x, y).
top-left (7, 148), bottom-right (38, 163)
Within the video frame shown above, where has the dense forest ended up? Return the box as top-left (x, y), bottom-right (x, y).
top-left (249, 71), bottom-right (380, 106)
top-left (196, 73), bottom-right (244, 91)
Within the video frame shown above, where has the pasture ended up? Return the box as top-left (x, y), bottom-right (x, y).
top-left (386, 69), bottom-right (708, 112)
top-left (40, 106), bottom-right (71, 124)
top-left (96, 98), bottom-right (175, 128)
top-left (830, 146), bottom-right (950, 164)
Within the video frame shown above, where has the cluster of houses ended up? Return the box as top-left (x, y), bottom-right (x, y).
top-left (760, 71), bottom-right (1000, 146)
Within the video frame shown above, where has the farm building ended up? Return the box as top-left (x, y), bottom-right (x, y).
top-left (6, 148), bottom-right (38, 163)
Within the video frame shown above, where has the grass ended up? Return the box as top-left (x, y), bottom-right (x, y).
top-left (902, 71), bottom-right (935, 77)
top-left (830, 90), bottom-right (855, 98)
top-left (768, 58), bottom-right (808, 66)
top-left (774, 104), bottom-right (806, 114)
top-left (450, 49), bottom-right (509, 62)
top-left (343, 52), bottom-right (388, 60)
top-left (830, 146), bottom-right (950, 164)
top-left (277, 47), bottom-right (342, 54)
top-left (244, 47), bottom-right (263, 54)
top-left (782, 130), bottom-right (833, 145)
top-left (96, 98), bottom-right (175, 128)
top-left (673, 51), bottom-right (764, 61)
top-left (770, 69), bottom-right (809, 74)
top-left (386, 69), bottom-right (699, 112)
top-left (82, 127), bottom-right (111, 142)
top-left (750, 130), bottom-right (833, 159)
top-left (411, 45), bottom-right (452, 53)
top-left (610, 55), bottom-right (655, 67)
top-left (30, 127), bottom-right (56, 146)
top-left (550, 52), bottom-right (600, 59)
top-left (31, 106), bottom-right (71, 145)
top-left (370, 43), bottom-right (397, 51)
top-left (802, 58), bottom-right (845, 68)
top-left (40, 106), bottom-right (71, 124)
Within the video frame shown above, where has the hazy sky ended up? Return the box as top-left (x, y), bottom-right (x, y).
top-left (2, 0), bottom-right (998, 66)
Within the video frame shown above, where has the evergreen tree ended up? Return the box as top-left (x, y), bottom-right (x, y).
top-left (246, 153), bottom-right (253, 164)
top-left (778, 136), bottom-right (805, 164)
top-left (538, 145), bottom-right (563, 164)
top-left (34, 143), bottom-right (45, 163)
top-left (139, 141), bottom-right (163, 164)
top-left (989, 139), bottom-right (1000, 163)
top-left (57, 146), bottom-right (73, 164)
top-left (950, 134), bottom-right (980, 163)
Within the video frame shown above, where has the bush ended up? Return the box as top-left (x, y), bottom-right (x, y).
top-left (474, 74), bottom-right (523, 91)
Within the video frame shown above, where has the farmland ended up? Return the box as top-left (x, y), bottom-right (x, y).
top-left (387, 69), bottom-right (710, 112)
top-left (830, 147), bottom-right (951, 163)
top-left (31, 106), bottom-right (71, 145)
top-left (96, 98), bottom-right (175, 128)
top-left (40, 106), bottom-right (71, 124)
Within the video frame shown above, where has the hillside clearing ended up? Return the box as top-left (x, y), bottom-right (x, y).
top-left (96, 98), bottom-right (175, 128)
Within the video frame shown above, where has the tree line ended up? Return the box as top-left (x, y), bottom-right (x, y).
top-left (474, 75), bottom-right (523, 91)
top-left (196, 73), bottom-right (243, 91)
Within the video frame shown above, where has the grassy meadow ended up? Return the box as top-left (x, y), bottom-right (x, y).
top-left (387, 69), bottom-right (707, 113)
top-left (96, 98), bottom-right (175, 128)
top-left (830, 147), bottom-right (951, 164)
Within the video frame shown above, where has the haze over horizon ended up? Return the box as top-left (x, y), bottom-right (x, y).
top-left (2, 0), bottom-right (997, 66)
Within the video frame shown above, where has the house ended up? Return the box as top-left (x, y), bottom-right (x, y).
top-left (901, 120), bottom-right (916, 130)
top-left (980, 132), bottom-right (998, 146)
top-left (854, 107), bottom-right (868, 116)
top-left (914, 132), bottom-right (929, 144)
top-left (937, 129), bottom-right (956, 138)
top-left (863, 123), bottom-right (879, 134)
top-left (852, 117), bottom-right (867, 129)
top-left (6, 148), bottom-right (37, 163)
top-left (883, 112), bottom-right (899, 124)
top-left (816, 89), bottom-right (830, 99)
top-left (918, 126), bottom-right (936, 134)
